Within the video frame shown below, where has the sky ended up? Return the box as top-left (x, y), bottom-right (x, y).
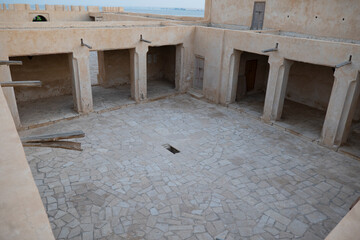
top-left (3, 0), bottom-right (205, 9)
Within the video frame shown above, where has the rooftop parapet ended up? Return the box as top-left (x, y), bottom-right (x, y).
top-left (7, 3), bottom-right (31, 10)
top-left (2, 4), bottom-right (101, 12)
top-left (102, 6), bottom-right (124, 12)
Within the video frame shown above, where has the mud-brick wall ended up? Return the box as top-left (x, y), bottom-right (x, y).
top-left (147, 45), bottom-right (176, 83)
top-left (9, 53), bottom-right (72, 102)
top-left (210, 0), bottom-right (360, 41)
top-left (286, 62), bottom-right (334, 111)
top-left (102, 49), bottom-right (131, 87)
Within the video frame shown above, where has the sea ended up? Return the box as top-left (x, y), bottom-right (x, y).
top-left (25, 4), bottom-right (204, 17)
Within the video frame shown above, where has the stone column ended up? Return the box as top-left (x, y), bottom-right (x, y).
top-left (0, 56), bottom-right (21, 128)
top-left (175, 44), bottom-right (184, 92)
top-left (225, 50), bottom-right (242, 104)
top-left (97, 51), bottom-right (106, 86)
top-left (321, 66), bottom-right (360, 147)
top-left (69, 48), bottom-right (93, 114)
top-left (130, 46), bottom-right (148, 102)
top-left (262, 56), bottom-right (293, 122)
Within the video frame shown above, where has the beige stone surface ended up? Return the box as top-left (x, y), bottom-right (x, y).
top-left (1, 2), bottom-right (360, 238)
top-left (0, 86), bottom-right (54, 240)
top-left (10, 54), bottom-right (72, 102)
top-left (326, 202), bottom-right (360, 240)
top-left (209, 0), bottom-right (360, 41)
top-left (20, 95), bottom-right (360, 240)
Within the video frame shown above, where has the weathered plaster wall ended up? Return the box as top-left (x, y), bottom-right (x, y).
top-left (210, 0), bottom-right (360, 41)
top-left (193, 27), bottom-right (224, 102)
top-left (147, 45), bottom-right (176, 83)
top-left (192, 27), bottom-right (360, 105)
top-left (286, 62), bottom-right (334, 111)
top-left (102, 49), bottom-right (131, 87)
top-left (1, 25), bottom-right (195, 103)
top-left (0, 86), bottom-right (55, 240)
top-left (10, 54), bottom-right (72, 102)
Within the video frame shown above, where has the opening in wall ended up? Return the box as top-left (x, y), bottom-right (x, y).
top-left (230, 51), bottom-right (269, 118)
top-left (91, 49), bottom-right (135, 112)
top-left (147, 45), bottom-right (178, 99)
top-left (9, 53), bottom-right (77, 127)
top-left (276, 61), bottom-right (335, 140)
top-left (32, 15), bottom-right (47, 22)
top-left (250, 2), bottom-right (266, 30)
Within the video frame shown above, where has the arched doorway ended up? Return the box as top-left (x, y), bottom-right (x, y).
top-left (32, 15), bottom-right (47, 22)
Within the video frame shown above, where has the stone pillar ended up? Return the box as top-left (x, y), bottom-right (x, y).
top-left (262, 56), bottom-right (293, 122)
top-left (69, 48), bottom-right (93, 114)
top-left (0, 56), bottom-right (21, 128)
top-left (130, 46), bottom-right (148, 102)
top-left (225, 50), bottom-right (242, 104)
top-left (97, 51), bottom-right (105, 86)
top-left (321, 66), bottom-right (360, 147)
top-left (175, 44), bottom-right (184, 92)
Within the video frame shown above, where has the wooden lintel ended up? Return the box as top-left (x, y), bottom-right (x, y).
top-left (0, 60), bottom-right (22, 66)
top-left (0, 81), bottom-right (42, 88)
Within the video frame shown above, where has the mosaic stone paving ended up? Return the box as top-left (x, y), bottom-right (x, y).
top-left (21, 95), bottom-right (360, 240)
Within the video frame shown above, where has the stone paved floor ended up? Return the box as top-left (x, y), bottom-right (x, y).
top-left (147, 80), bottom-right (177, 99)
top-left (229, 93), bottom-right (326, 141)
top-left (276, 100), bottom-right (326, 141)
top-left (229, 92), bottom-right (265, 118)
top-left (17, 95), bottom-right (78, 128)
top-left (21, 95), bottom-right (360, 240)
top-left (92, 85), bottom-right (135, 112)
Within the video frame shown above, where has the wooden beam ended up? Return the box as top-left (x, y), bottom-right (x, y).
top-left (22, 141), bottom-right (82, 151)
top-left (21, 131), bottom-right (85, 143)
top-left (0, 81), bottom-right (42, 88)
top-left (0, 60), bottom-right (22, 66)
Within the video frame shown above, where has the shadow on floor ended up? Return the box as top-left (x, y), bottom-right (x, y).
top-left (18, 95), bottom-right (78, 128)
top-left (229, 92), bottom-right (265, 118)
top-left (147, 80), bottom-right (177, 100)
top-left (276, 100), bottom-right (326, 141)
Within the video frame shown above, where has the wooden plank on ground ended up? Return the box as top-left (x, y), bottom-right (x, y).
top-left (21, 131), bottom-right (85, 143)
top-left (22, 141), bottom-right (82, 151)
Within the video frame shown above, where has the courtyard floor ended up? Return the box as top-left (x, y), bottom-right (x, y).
top-left (21, 95), bottom-right (360, 240)
top-left (147, 80), bottom-right (177, 100)
top-left (92, 85), bottom-right (135, 112)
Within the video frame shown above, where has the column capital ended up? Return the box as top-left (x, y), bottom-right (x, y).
top-left (268, 55), bottom-right (293, 68)
top-left (135, 45), bottom-right (149, 55)
top-left (334, 65), bottom-right (359, 83)
top-left (72, 47), bottom-right (90, 59)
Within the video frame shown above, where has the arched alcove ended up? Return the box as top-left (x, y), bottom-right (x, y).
top-left (32, 15), bottom-right (47, 22)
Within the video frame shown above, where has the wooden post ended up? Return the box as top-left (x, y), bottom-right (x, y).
top-left (0, 60), bottom-right (22, 66)
top-left (0, 81), bottom-right (42, 88)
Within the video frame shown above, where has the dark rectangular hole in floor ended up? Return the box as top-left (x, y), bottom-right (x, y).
top-left (163, 144), bottom-right (180, 154)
